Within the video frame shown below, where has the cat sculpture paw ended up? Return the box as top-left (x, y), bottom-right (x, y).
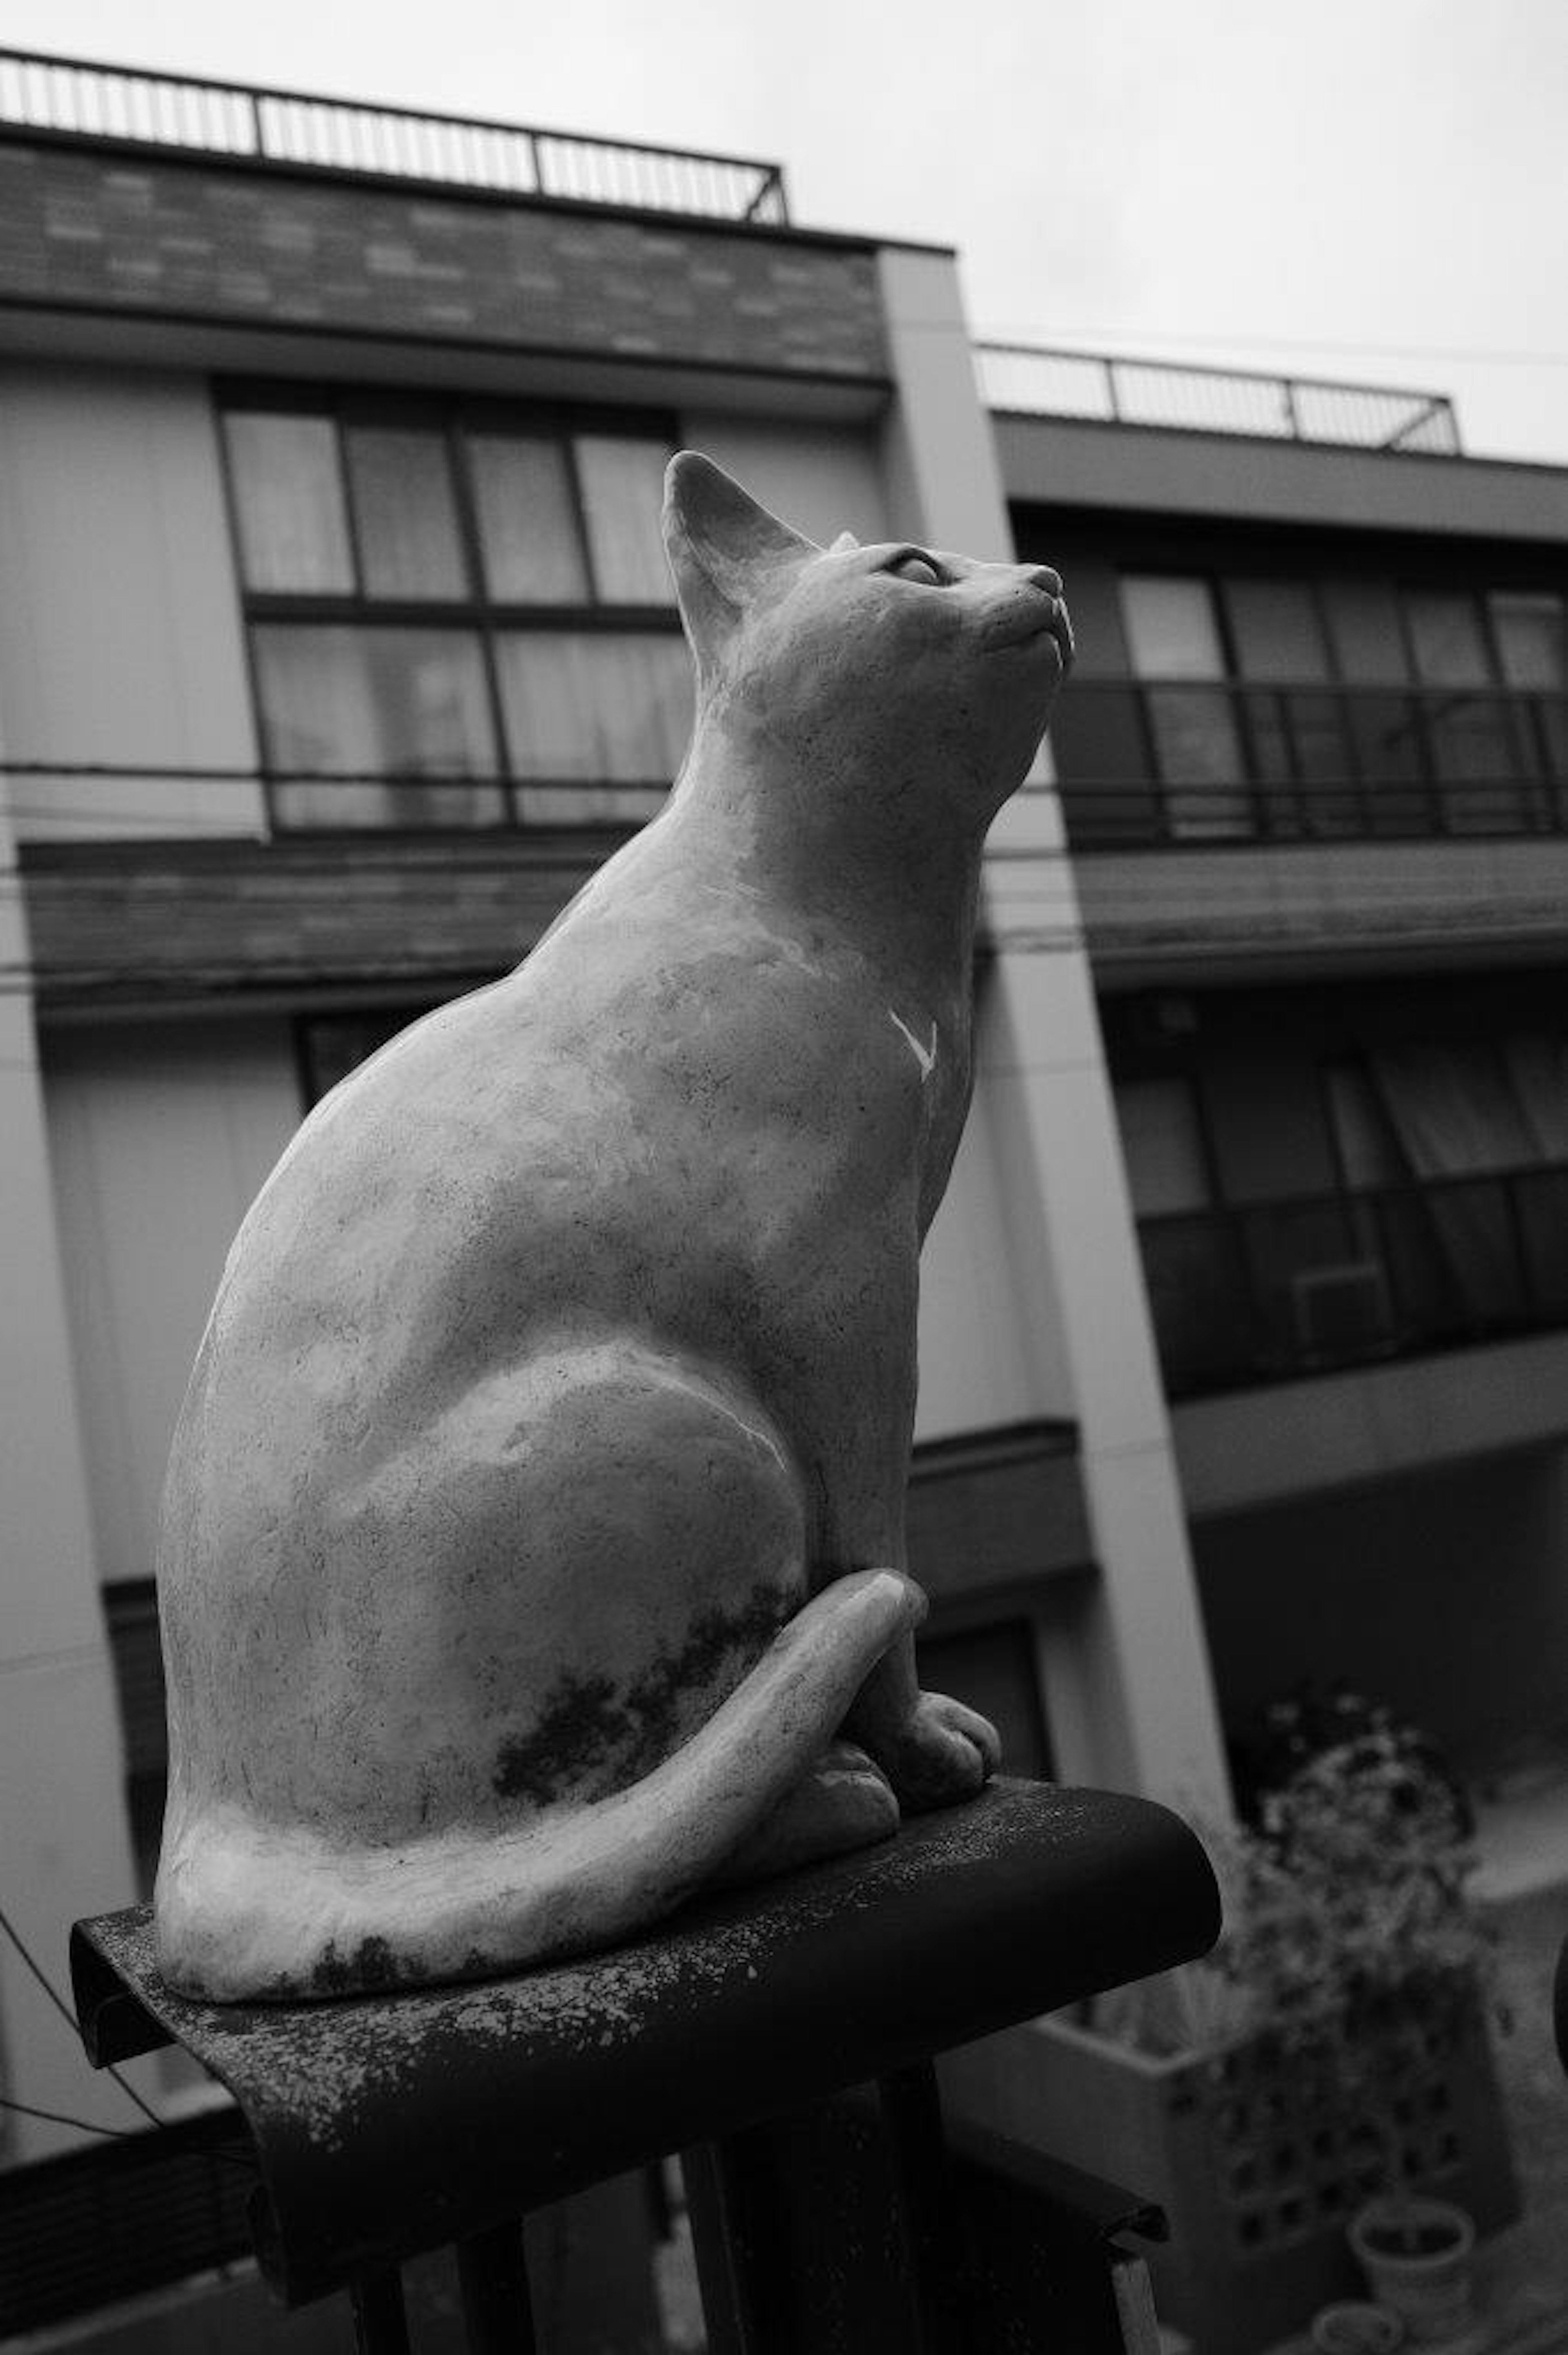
top-left (881, 1690), bottom-right (1002, 1811)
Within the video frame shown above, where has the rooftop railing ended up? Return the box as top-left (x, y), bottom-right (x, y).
top-left (0, 47), bottom-right (790, 224)
top-left (976, 341), bottom-right (1461, 456)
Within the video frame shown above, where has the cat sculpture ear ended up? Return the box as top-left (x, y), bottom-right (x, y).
top-left (829, 529), bottom-right (860, 553)
top-left (663, 452), bottom-right (817, 671)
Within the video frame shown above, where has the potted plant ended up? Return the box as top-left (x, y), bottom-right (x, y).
top-left (939, 1688), bottom-right (1518, 2355)
top-left (1221, 1694), bottom-right (1499, 2346)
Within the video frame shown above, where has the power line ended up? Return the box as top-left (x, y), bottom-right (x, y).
top-left (0, 1896), bottom-right (257, 2171)
top-left (0, 1898), bottom-right (165, 2132)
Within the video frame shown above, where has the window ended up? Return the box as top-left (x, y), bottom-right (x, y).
top-left (1055, 559), bottom-right (1563, 847)
top-left (1401, 589), bottom-right (1530, 825)
top-left (223, 398), bottom-right (692, 830)
top-left (1120, 575), bottom-right (1249, 836)
top-left (297, 1003), bottom-right (439, 1104)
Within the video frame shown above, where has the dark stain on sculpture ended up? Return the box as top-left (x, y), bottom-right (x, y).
top-left (492, 1583), bottom-right (792, 1802)
top-left (310, 1934), bottom-right (403, 1997)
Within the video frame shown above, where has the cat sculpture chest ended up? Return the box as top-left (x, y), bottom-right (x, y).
top-left (153, 453), bottom-right (1072, 2000)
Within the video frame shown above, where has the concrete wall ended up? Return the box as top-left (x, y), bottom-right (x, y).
top-left (1195, 1439), bottom-right (1568, 1778)
top-left (0, 364), bottom-right (262, 842)
top-left (877, 246), bottom-right (1228, 1805)
top-left (0, 786), bottom-right (159, 2162)
top-left (1078, 838), bottom-right (1568, 987)
top-left (1175, 1329), bottom-right (1568, 1517)
top-left (996, 411), bottom-right (1568, 542)
top-left (42, 1017), bottom-right (302, 1587)
top-left (678, 413), bottom-right (890, 546)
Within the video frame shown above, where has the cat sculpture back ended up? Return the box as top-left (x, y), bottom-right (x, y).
top-left (154, 453), bottom-right (1072, 2001)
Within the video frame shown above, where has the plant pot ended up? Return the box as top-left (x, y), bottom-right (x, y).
top-left (938, 1986), bottom-right (1517, 2355)
top-left (1348, 2197), bottom-right (1476, 2346)
top-left (1310, 2301), bottom-right (1405, 2355)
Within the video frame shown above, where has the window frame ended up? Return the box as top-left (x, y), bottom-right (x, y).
top-left (216, 383), bottom-right (688, 834)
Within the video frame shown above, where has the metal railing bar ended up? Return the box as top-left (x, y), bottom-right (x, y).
top-left (0, 45), bottom-right (790, 223)
top-left (976, 339), bottom-right (1454, 416)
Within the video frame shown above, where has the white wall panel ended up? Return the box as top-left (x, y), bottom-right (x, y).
top-left (43, 1018), bottom-right (299, 1585)
top-left (677, 414), bottom-right (889, 547)
top-left (0, 364), bottom-right (263, 841)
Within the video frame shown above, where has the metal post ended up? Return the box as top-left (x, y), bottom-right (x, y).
top-left (456, 2219), bottom-right (538, 2354)
top-left (350, 2270), bottom-right (412, 2355)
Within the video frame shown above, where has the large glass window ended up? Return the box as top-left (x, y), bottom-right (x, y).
top-left (223, 399), bottom-right (688, 830)
top-left (1120, 575), bottom-right (1249, 837)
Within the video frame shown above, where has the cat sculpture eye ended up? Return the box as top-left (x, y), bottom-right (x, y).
top-left (887, 550), bottom-right (945, 587)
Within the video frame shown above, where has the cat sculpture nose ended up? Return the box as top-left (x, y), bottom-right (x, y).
top-left (1018, 563), bottom-right (1073, 669)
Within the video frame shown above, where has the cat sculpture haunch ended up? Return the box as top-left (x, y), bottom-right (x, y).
top-left (154, 453), bottom-right (1073, 2003)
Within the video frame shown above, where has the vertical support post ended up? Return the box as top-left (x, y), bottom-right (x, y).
top-left (878, 2062), bottom-right (965, 2351)
top-left (683, 2085), bottom-right (948, 2355)
top-left (456, 2219), bottom-right (538, 2354)
top-left (350, 2270), bottom-right (412, 2355)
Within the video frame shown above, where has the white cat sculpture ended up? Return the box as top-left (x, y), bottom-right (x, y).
top-left (153, 454), bottom-right (1073, 2001)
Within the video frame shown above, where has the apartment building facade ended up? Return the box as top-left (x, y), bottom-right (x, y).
top-left (0, 55), bottom-right (1225, 2328)
top-left (987, 342), bottom-right (1568, 1790)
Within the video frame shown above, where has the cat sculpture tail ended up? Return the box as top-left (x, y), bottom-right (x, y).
top-left (155, 1568), bottom-right (921, 2003)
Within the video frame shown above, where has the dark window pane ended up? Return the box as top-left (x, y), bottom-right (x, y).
top-left (575, 437), bottom-right (675, 605)
top-left (1116, 1077), bottom-right (1210, 1216)
top-left (1122, 575), bottom-right (1225, 678)
top-left (1239, 1197), bottom-right (1392, 1371)
top-left (469, 437), bottom-right (590, 602)
top-left (1139, 1215), bottom-right (1256, 1394)
top-left (1491, 593), bottom-right (1566, 691)
top-left (345, 428), bottom-right (467, 600)
top-left (1425, 695), bottom-right (1533, 832)
top-left (916, 1622), bottom-right (1053, 1781)
top-left (300, 1006), bottom-right (435, 1104)
top-left (1050, 685), bottom-right (1160, 844)
top-left (495, 631), bottom-right (692, 822)
top-left (1405, 591), bottom-right (1495, 688)
top-left (254, 625), bottom-right (502, 828)
top-left (1323, 580), bottom-right (1410, 684)
top-left (1225, 580), bottom-right (1331, 681)
top-left (1516, 1168), bottom-right (1568, 1319)
top-left (1344, 691), bottom-right (1430, 834)
top-left (225, 413), bottom-right (354, 593)
top-left (1145, 685), bottom-right (1252, 838)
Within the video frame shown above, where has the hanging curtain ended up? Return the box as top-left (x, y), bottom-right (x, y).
top-left (1506, 1035), bottom-right (1568, 1157)
top-left (575, 439), bottom-right (676, 606)
top-left (496, 633), bottom-right (692, 825)
top-left (1370, 1042), bottom-right (1537, 1323)
top-left (225, 415), bottom-right (354, 595)
top-left (254, 627), bottom-right (500, 828)
top-left (468, 437), bottom-right (589, 602)
top-left (344, 430), bottom-right (467, 601)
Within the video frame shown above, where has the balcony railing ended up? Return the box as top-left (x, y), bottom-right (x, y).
top-left (1052, 679), bottom-right (1568, 848)
top-left (0, 47), bottom-right (790, 223)
top-left (976, 343), bottom-right (1461, 456)
top-left (1140, 1164), bottom-right (1568, 1400)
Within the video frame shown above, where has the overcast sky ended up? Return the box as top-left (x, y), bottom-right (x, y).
top-left (9, 0), bottom-right (1567, 464)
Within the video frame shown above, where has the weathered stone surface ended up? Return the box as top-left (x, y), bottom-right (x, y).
top-left (154, 453), bottom-right (1071, 2000)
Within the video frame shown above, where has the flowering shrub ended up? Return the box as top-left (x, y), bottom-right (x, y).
top-left (1090, 1687), bottom-right (1495, 2065)
top-left (1218, 1692), bottom-right (1488, 2041)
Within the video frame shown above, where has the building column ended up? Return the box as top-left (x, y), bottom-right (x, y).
top-left (0, 783), bottom-right (145, 2161)
top-left (977, 914), bottom-right (1230, 1811)
top-left (876, 242), bottom-right (1228, 1811)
